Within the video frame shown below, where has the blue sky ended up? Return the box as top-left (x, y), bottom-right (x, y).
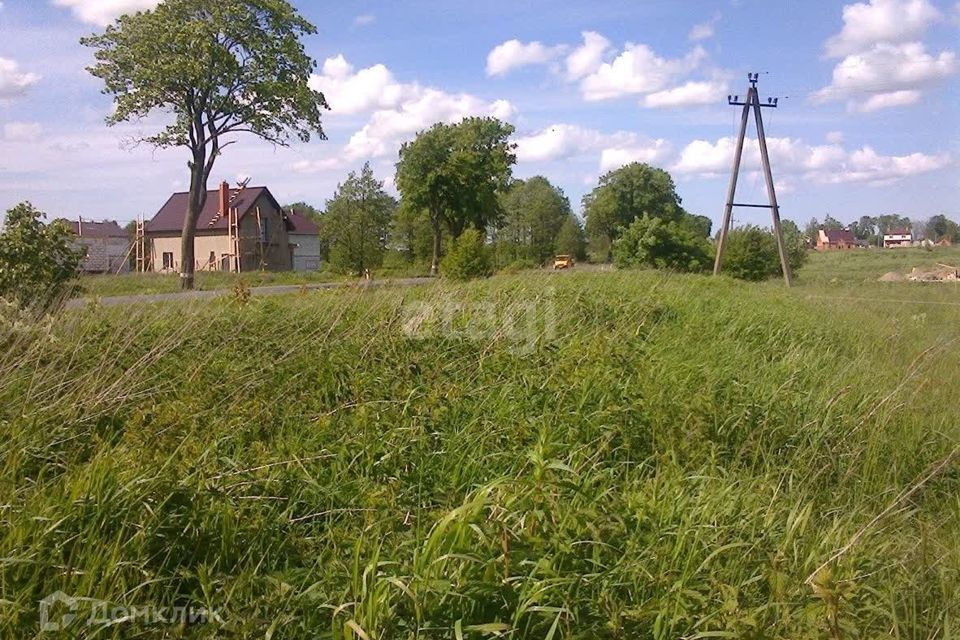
top-left (0, 0), bottom-right (957, 229)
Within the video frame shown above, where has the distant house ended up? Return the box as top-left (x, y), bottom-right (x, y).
top-left (286, 210), bottom-right (322, 271)
top-left (146, 182), bottom-right (298, 273)
top-left (816, 228), bottom-right (859, 250)
top-left (883, 227), bottom-right (913, 249)
top-left (60, 218), bottom-right (131, 273)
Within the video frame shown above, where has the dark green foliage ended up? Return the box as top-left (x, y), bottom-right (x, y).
top-left (0, 202), bottom-right (82, 309)
top-left (497, 177), bottom-right (571, 265)
top-left (396, 118), bottom-right (516, 275)
top-left (388, 201), bottom-right (438, 264)
top-left (613, 214), bottom-right (714, 272)
top-left (583, 163), bottom-right (685, 258)
top-left (781, 219), bottom-right (809, 273)
top-left (722, 225), bottom-right (783, 281)
top-left (322, 163), bottom-right (396, 275)
top-left (554, 214), bottom-right (586, 261)
top-left (924, 214), bottom-right (960, 243)
top-left (683, 214), bottom-right (712, 238)
top-left (440, 228), bottom-right (493, 280)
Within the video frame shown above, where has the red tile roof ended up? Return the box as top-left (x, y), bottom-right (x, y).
top-left (146, 186), bottom-right (280, 234)
top-left (58, 219), bottom-right (128, 239)
top-left (286, 210), bottom-right (319, 235)
top-left (823, 229), bottom-right (856, 244)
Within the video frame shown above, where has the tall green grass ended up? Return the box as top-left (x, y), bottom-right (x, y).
top-left (1, 267), bottom-right (958, 638)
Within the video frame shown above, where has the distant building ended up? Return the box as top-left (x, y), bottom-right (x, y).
top-left (286, 210), bottom-right (322, 271)
top-left (146, 182), bottom-right (298, 273)
top-left (60, 219), bottom-right (131, 273)
top-left (883, 227), bottom-right (913, 249)
top-left (816, 228), bottom-right (859, 250)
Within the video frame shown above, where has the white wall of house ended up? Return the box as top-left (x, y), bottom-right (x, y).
top-left (883, 233), bottom-right (912, 248)
top-left (151, 234), bottom-right (233, 272)
top-left (290, 233), bottom-right (321, 271)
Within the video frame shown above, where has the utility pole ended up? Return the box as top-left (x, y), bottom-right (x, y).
top-left (714, 73), bottom-right (793, 287)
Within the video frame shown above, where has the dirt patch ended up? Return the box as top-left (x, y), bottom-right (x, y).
top-left (879, 264), bottom-right (960, 282)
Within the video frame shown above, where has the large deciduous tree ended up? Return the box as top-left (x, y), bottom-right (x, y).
top-left (83, 0), bottom-right (328, 289)
top-left (498, 176), bottom-right (571, 265)
top-left (396, 117), bottom-right (516, 275)
top-left (321, 163), bottom-right (396, 275)
top-left (583, 163), bottom-right (685, 261)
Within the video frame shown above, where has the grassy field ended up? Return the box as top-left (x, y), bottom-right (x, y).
top-left (75, 269), bottom-right (350, 298)
top-left (75, 262), bottom-right (436, 299)
top-left (797, 245), bottom-right (960, 286)
top-left (2, 249), bottom-right (958, 638)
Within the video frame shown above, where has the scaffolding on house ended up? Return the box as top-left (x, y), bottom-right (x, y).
top-left (115, 215), bottom-right (150, 274)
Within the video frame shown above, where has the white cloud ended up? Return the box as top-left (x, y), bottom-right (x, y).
top-left (814, 42), bottom-right (956, 110)
top-left (309, 55), bottom-right (413, 115)
top-left (4, 121), bottom-right (42, 141)
top-left (826, 131), bottom-right (845, 144)
top-left (310, 55), bottom-right (516, 160)
top-left (513, 123), bottom-right (669, 172)
top-left (857, 89), bottom-right (922, 111)
top-left (353, 14), bottom-right (375, 27)
top-left (345, 90), bottom-right (515, 159)
top-left (672, 135), bottom-right (950, 185)
top-left (52, 0), bottom-right (160, 26)
top-left (486, 39), bottom-right (565, 77)
top-left (825, 0), bottom-right (941, 57)
top-left (0, 57), bottom-right (40, 99)
top-left (832, 146), bottom-right (950, 184)
top-left (291, 157), bottom-right (344, 175)
top-left (599, 143), bottom-right (671, 172)
top-left (643, 80), bottom-right (727, 108)
top-left (579, 44), bottom-right (708, 101)
top-left (565, 31), bottom-right (611, 81)
top-left (689, 14), bottom-right (720, 41)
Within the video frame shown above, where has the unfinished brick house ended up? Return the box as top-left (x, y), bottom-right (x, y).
top-left (815, 228), bottom-right (859, 250)
top-left (60, 219), bottom-right (131, 273)
top-left (146, 182), bottom-right (312, 273)
top-left (285, 210), bottom-right (322, 271)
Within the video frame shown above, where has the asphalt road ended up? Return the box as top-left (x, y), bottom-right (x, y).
top-left (66, 277), bottom-right (435, 309)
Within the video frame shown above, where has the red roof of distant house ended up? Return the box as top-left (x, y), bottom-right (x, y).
top-left (59, 219), bottom-right (128, 239)
top-left (823, 229), bottom-right (856, 244)
top-left (146, 186), bottom-right (282, 234)
top-left (886, 227), bottom-right (912, 236)
top-left (286, 210), bottom-right (319, 235)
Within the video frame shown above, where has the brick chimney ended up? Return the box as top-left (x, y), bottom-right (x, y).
top-left (218, 181), bottom-right (230, 218)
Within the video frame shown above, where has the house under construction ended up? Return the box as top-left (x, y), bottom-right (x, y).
top-left (144, 181), bottom-right (320, 273)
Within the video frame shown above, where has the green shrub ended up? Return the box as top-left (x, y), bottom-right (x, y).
top-left (441, 228), bottom-right (493, 280)
top-left (0, 202), bottom-right (83, 309)
top-left (613, 214), bottom-right (714, 272)
top-left (497, 257), bottom-right (538, 275)
top-left (782, 220), bottom-right (809, 273)
top-left (723, 225), bottom-right (807, 281)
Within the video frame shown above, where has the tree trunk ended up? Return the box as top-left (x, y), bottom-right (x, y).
top-left (181, 153), bottom-right (208, 290)
top-left (430, 222), bottom-right (442, 276)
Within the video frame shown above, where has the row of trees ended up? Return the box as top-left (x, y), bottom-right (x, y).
top-left (77, 0), bottom-right (954, 287)
top-left (804, 213), bottom-right (959, 246)
top-left (298, 118), bottom-right (587, 277)
top-left (296, 120), bottom-right (811, 282)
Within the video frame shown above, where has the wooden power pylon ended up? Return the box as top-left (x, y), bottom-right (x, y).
top-left (713, 73), bottom-right (792, 287)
